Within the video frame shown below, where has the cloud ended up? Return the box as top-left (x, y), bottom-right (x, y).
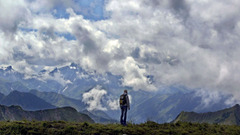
top-left (82, 86), bottom-right (131, 111)
top-left (109, 57), bottom-right (156, 91)
top-left (194, 90), bottom-right (222, 110)
top-left (0, 0), bottom-right (30, 35)
top-left (100, 0), bottom-right (240, 96)
top-left (82, 85), bottom-right (108, 111)
top-left (1, 0), bottom-right (240, 101)
top-left (193, 89), bottom-right (239, 111)
top-left (107, 94), bottom-right (132, 110)
top-left (27, 0), bottom-right (76, 13)
top-left (40, 69), bottom-right (72, 86)
top-left (107, 99), bottom-right (119, 110)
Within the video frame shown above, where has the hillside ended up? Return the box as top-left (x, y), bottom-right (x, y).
top-left (82, 110), bottom-right (118, 123)
top-left (0, 121), bottom-right (240, 134)
top-left (0, 91), bottom-right (56, 111)
top-left (0, 105), bottom-right (94, 123)
top-left (173, 104), bottom-right (240, 125)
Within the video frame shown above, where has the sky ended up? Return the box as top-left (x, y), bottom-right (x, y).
top-left (1, 0), bottom-right (240, 100)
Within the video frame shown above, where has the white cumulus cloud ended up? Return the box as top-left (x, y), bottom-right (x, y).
top-left (82, 85), bottom-right (108, 111)
top-left (1, 0), bottom-right (240, 100)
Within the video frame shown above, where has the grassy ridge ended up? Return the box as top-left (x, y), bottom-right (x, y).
top-left (0, 121), bottom-right (240, 135)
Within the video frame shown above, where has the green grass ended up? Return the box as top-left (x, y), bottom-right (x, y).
top-left (0, 120), bottom-right (240, 135)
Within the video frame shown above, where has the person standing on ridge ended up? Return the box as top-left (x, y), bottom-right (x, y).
top-left (119, 90), bottom-right (130, 126)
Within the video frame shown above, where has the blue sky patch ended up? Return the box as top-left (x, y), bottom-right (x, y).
top-left (56, 32), bottom-right (76, 41)
top-left (52, 0), bottom-right (107, 21)
top-left (52, 7), bottom-right (70, 19)
top-left (75, 0), bottom-right (106, 21)
top-left (19, 27), bottom-right (38, 33)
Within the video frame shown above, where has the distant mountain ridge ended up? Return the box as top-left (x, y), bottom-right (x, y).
top-left (129, 91), bottom-right (230, 123)
top-left (0, 64), bottom-right (235, 124)
top-left (29, 90), bottom-right (117, 123)
top-left (0, 79), bottom-right (29, 95)
top-left (29, 89), bottom-right (86, 111)
top-left (173, 104), bottom-right (240, 125)
top-left (0, 91), bottom-right (56, 111)
top-left (0, 64), bottom-right (124, 99)
top-left (0, 90), bottom-right (117, 123)
top-left (0, 105), bottom-right (94, 123)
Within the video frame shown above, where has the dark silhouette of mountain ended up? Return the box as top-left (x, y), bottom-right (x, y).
top-left (173, 104), bottom-right (240, 125)
top-left (82, 110), bottom-right (118, 123)
top-left (0, 91), bottom-right (56, 111)
top-left (0, 105), bottom-right (94, 123)
top-left (29, 89), bottom-right (86, 111)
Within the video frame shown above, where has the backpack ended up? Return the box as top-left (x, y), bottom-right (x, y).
top-left (119, 94), bottom-right (127, 106)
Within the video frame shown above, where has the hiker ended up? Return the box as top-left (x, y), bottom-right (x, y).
top-left (119, 90), bottom-right (130, 126)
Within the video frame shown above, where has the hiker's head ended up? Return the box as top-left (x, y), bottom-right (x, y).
top-left (124, 90), bottom-right (128, 94)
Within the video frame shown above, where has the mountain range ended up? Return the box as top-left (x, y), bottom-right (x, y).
top-left (29, 89), bottom-right (86, 111)
top-left (0, 104), bottom-right (94, 123)
top-left (0, 91), bottom-right (239, 125)
top-left (0, 64), bottom-right (235, 124)
top-left (29, 90), bottom-right (116, 123)
top-left (129, 91), bottom-right (230, 123)
top-left (173, 104), bottom-right (240, 125)
top-left (0, 90), bottom-right (115, 123)
top-left (0, 64), bottom-right (123, 98)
